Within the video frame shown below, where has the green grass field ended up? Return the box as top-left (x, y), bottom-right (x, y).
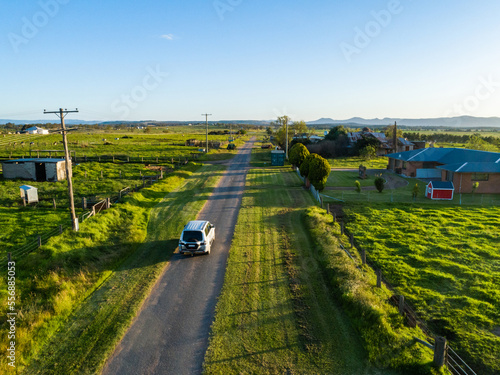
top-left (326, 171), bottom-right (375, 187)
top-left (345, 204), bottom-right (500, 375)
top-left (204, 168), bottom-right (437, 374)
top-left (0, 163), bottom-right (225, 373)
top-left (204, 168), bottom-right (370, 374)
top-left (327, 156), bottom-right (388, 169)
top-left (0, 129), bottom-right (249, 254)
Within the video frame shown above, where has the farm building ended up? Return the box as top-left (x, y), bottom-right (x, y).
top-left (26, 126), bottom-right (49, 135)
top-left (426, 181), bottom-right (454, 200)
top-left (1, 158), bottom-right (70, 182)
top-left (386, 148), bottom-right (500, 194)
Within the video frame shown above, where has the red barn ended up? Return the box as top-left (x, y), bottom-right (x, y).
top-left (426, 181), bottom-right (454, 200)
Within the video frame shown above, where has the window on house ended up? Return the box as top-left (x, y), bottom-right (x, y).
top-left (423, 162), bottom-right (434, 168)
top-left (402, 161), bottom-right (407, 169)
top-left (446, 171), bottom-right (454, 182)
top-left (471, 173), bottom-right (489, 181)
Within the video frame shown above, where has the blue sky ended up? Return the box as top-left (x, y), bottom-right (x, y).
top-left (1, 0), bottom-right (500, 122)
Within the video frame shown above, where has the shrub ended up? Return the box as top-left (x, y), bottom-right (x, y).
top-left (374, 176), bottom-right (385, 193)
top-left (289, 143), bottom-right (310, 168)
top-left (308, 154), bottom-right (331, 191)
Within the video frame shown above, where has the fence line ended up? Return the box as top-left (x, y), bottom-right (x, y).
top-left (333, 213), bottom-right (478, 374)
top-left (4, 173), bottom-right (163, 263)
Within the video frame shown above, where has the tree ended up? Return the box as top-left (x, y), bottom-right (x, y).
top-left (360, 145), bottom-right (377, 160)
top-left (274, 116), bottom-right (293, 150)
top-left (374, 176), bottom-right (385, 193)
top-left (384, 124), bottom-right (403, 139)
top-left (472, 182), bottom-right (479, 194)
top-left (289, 143), bottom-right (310, 168)
top-left (292, 120), bottom-right (309, 135)
top-left (355, 180), bottom-right (361, 193)
top-left (412, 183), bottom-right (420, 198)
top-left (299, 153), bottom-right (313, 178)
top-left (465, 134), bottom-right (498, 152)
top-left (325, 125), bottom-right (348, 141)
top-left (308, 154), bottom-right (331, 191)
top-left (266, 126), bottom-right (273, 136)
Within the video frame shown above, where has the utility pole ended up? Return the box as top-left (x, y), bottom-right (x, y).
top-left (44, 108), bottom-right (79, 231)
top-left (202, 113), bottom-right (212, 154)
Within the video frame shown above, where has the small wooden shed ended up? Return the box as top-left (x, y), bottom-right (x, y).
top-left (426, 181), bottom-right (454, 200)
top-left (20, 185), bottom-right (38, 204)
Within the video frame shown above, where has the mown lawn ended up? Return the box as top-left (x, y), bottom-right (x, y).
top-left (326, 170), bottom-right (375, 187)
top-left (345, 204), bottom-right (500, 375)
top-left (0, 163), bottom-right (225, 373)
top-left (204, 168), bottom-right (382, 374)
top-left (327, 156), bottom-right (388, 169)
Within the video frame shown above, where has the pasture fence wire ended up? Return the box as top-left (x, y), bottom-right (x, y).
top-left (331, 210), bottom-right (478, 374)
top-left (4, 172), bottom-right (164, 263)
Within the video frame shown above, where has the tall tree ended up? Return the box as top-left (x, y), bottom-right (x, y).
top-left (325, 125), bottom-right (348, 141)
top-left (289, 143), bottom-right (310, 168)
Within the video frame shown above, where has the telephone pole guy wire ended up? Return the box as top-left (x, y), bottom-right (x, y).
top-left (202, 113), bottom-right (212, 154)
top-left (44, 108), bottom-right (79, 231)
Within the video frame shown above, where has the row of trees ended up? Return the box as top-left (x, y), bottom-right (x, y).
top-left (289, 143), bottom-right (331, 191)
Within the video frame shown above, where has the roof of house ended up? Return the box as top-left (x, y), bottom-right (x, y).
top-left (428, 181), bottom-right (454, 189)
top-left (436, 162), bottom-right (500, 173)
top-left (387, 148), bottom-right (500, 163)
top-left (386, 148), bottom-right (500, 174)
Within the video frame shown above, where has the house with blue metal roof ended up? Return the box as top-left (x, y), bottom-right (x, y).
top-left (386, 148), bottom-right (500, 194)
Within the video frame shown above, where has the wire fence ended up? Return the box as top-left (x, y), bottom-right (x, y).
top-left (3, 173), bottom-right (163, 264)
top-left (332, 214), bottom-right (478, 375)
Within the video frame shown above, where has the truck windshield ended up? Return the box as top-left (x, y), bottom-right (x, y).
top-left (182, 231), bottom-right (203, 242)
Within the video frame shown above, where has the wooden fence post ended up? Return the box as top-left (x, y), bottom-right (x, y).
top-left (156, 156), bottom-right (159, 163)
top-left (141, 156), bottom-right (144, 163)
top-left (361, 248), bottom-right (366, 265)
top-left (106, 198), bottom-right (111, 209)
top-left (99, 156), bottom-right (101, 162)
top-left (119, 170), bottom-right (122, 178)
top-left (52, 197), bottom-right (56, 210)
top-left (127, 156), bottom-right (130, 162)
top-left (326, 204), bottom-right (330, 214)
top-left (82, 197), bottom-right (87, 209)
top-left (59, 224), bottom-right (63, 234)
top-left (350, 234), bottom-right (354, 249)
top-left (101, 170), bottom-right (103, 178)
top-left (84, 171), bottom-right (87, 179)
top-left (38, 236), bottom-right (42, 248)
top-left (113, 155), bottom-right (115, 162)
top-left (398, 295), bottom-right (405, 315)
top-left (85, 155), bottom-right (87, 162)
top-left (376, 269), bottom-right (382, 288)
top-left (433, 337), bottom-right (447, 368)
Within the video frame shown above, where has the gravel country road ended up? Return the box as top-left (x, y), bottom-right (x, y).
top-left (102, 138), bottom-right (256, 375)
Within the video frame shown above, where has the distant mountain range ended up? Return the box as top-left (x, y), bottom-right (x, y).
top-left (306, 116), bottom-right (500, 128)
top-left (1, 116), bottom-right (500, 128)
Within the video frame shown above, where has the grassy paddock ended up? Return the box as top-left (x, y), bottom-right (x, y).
top-left (326, 170), bottom-right (375, 187)
top-left (204, 168), bottom-right (437, 374)
top-left (327, 156), bottom-right (388, 169)
top-left (0, 163), bottom-right (225, 372)
top-left (345, 204), bottom-right (500, 375)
